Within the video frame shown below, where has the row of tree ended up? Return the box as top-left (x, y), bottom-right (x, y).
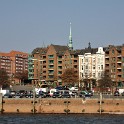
top-left (0, 68), bottom-right (28, 89)
top-left (61, 68), bottom-right (114, 92)
top-left (0, 68), bottom-right (114, 92)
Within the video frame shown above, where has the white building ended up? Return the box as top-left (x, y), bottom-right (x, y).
top-left (79, 46), bottom-right (105, 86)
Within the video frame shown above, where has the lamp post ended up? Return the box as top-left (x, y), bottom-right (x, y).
top-left (31, 79), bottom-right (36, 114)
top-left (99, 92), bottom-right (102, 114)
top-left (33, 81), bottom-right (35, 114)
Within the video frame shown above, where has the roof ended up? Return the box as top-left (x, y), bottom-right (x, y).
top-left (79, 48), bottom-right (98, 55)
top-left (50, 44), bottom-right (69, 55)
top-left (32, 47), bottom-right (48, 55)
top-left (104, 45), bottom-right (124, 52)
top-left (51, 44), bottom-right (69, 53)
top-left (0, 50), bottom-right (28, 57)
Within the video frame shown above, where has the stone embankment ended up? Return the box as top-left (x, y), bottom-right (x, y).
top-left (0, 94), bottom-right (124, 114)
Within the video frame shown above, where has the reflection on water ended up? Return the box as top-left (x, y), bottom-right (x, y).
top-left (0, 114), bottom-right (124, 124)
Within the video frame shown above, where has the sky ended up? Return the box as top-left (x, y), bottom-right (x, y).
top-left (0, 0), bottom-right (124, 53)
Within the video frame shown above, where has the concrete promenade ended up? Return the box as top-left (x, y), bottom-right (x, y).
top-left (0, 97), bottom-right (124, 114)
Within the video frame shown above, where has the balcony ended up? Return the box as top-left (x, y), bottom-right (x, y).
top-left (105, 66), bottom-right (109, 70)
top-left (48, 73), bottom-right (54, 75)
top-left (28, 72), bottom-right (34, 75)
top-left (42, 62), bottom-right (46, 65)
top-left (49, 62), bottom-right (54, 65)
top-left (117, 61), bottom-right (122, 63)
top-left (48, 68), bottom-right (54, 70)
top-left (58, 66), bottom-right (62, 70)
top-left (117, 71), bottom-right (122, 75)
top-left (48, 55), bottom-right (54, 59)
top-left (58, 61), bottom-right (62, 64)
top-left (117, 63), bottom-right (122, 69)
top-left (105, 60), bottom-right (109, 64)
top-left (117, 66), bottom-right (122, 70)
top-left (105, 56), bottom-right (109, 58)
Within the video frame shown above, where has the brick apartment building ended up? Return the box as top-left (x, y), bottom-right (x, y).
top-left (29, 43), bottom-right (124, 88)
top-left (105, 45), bottom-right (124, 87)
top-left (0, 50), bottom-right (28, 84)
top-left (29, 44), bottom-right (80, 85)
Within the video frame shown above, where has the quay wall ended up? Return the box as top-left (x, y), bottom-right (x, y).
top-left (1, 97), bottom-right (124, 114)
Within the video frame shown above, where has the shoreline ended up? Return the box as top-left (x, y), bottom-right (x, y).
top-left (1, 98), bottom-right (124, 114)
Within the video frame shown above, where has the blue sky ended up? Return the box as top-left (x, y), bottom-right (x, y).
top-left (0, 0), bottom-right (124, 53)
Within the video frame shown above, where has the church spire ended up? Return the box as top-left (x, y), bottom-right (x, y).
top-left (68, 22), bottom-right (73, 50)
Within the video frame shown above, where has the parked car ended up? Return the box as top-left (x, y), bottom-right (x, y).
top-left (52, 92), bottom-right (61, 98)
top-left (39, 91), bottom-right (47, 98)
top-left (19, 90), bottom-right (26, 95)
top-left (88, 91), bottom-right (93, 96)
top-left (69, 87), bottom-right (78, 91)
top-left (79, 91), bottom-right (91, 98)
top-left (69, 91), bottom-right (78, 98)
top-left (3, 93), bottom-right (12, 98)
top-left (44, 92), bottom-right (51, 97)
top-left (114, 91), bottom-right (120, 96)
top-left (121, 92), bottom-right (124, 96)
top-left (55, 86), bottom-right (63, 90)
top-left (10, 91), bottom-right (16, 98)
top-left (61, 91), bottom-right (71, 98)
top-left (25, 94), bottom-right (33, 98)
top-left (50, 88), bottom-right (58, 96)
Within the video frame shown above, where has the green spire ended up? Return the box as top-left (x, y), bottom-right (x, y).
top-left (68, 22), bottom-right (73, 50)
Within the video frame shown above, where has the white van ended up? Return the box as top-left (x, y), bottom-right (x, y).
top-left (40, 84), bottom-right (49, 93)
top-left (69, 87), bottom-right (78, 91)
top-left (50, 89), bottom-right (58, 96)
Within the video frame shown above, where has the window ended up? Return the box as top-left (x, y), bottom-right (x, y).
top-left (93, 65), bottom-right (95, 70)
top-left (85, 65), bottom-right (88, 69)
top-left (112, 49), bottom-right (115, 55)
top-left (101, 65), bottom-right (103, 70)
top-left (58, 61), bottom-right (62, 64)
top-left (93, 73), bottom-right (95, 78)
top-left (122, 74), bottom-right (124, 78)
top-left (85, 58), bottom-right (88, 62)
top-left (49, 60), bottom-right (54, 64)
top-left (58, 66), bottom-right (62, 69)
top-left (93, 58), bottom-right (95, 63)
top-left (82, 73), bottom-right (83, 77)
top-left (82, 59), bottom-right (83, 63)
top-left (98, 65), bottom-right (100, 70)
top-left (98, 73), bottom-right (101, 78)
top-left (98, 58), bottom-right (100, 63)
top-left (82, 66), bottom-right (83, 70)
top-left (58, 71), bottom-right (62, 74)
top-left (122, 57), bottom-right (124, 62)
top-left (48, 55), bottom-right (54, 58)
top-left (58, 56), bottom-right (62, 59)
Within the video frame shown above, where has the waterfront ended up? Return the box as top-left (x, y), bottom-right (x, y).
top-left (0, 114), bottom-right (124, 124)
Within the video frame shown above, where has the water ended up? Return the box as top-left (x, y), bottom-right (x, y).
top-left (0, 114), bottom-right (124, 124)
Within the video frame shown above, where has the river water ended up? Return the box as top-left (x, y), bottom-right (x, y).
top-left (0, 114), bottom-right (124, 124)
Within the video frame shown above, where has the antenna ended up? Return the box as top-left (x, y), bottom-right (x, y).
top-left (42, 41), bottom-right (46, 48)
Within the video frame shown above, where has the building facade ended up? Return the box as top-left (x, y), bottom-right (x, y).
top-left (29, 44), bottom-right (79, 86)
top-left (78, 45), bottom-right (105, 88)
top-left (105, 45), bottom-right (124, 87)
top-left (0, 50), bottom-right (28, 83)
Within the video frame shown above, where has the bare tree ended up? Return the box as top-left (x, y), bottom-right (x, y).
top-left (0, 68), bottom-right (10, 88)
top-left (15, 70), bottom-right (28, 84)
top-left (61, 68), bottom-right (79, 86)
top-left (98, 71), bottom-right (113, 92)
